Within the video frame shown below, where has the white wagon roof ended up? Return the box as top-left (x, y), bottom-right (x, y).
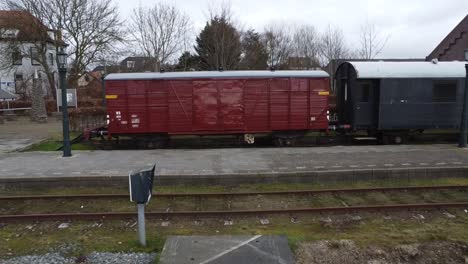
top-left (105, 70), bottom-right (329, 80)
top-left (345, 61), bottom-right (466, 79)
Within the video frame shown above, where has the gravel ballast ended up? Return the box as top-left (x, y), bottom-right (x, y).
top-left (0, 252), bottom-right (156, 264)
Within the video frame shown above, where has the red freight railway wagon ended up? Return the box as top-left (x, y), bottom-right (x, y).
top-left (104, 71), bottom-right (330, 147)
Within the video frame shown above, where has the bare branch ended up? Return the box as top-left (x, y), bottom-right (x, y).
top-left (357, 20), bottom-right (389, 59)
top-left (292, 24), bottom-right (321, 69)
top-left (318, 24), bottom-right (350, 66)
top-left (130, 3), bottom-right (191, 71)
top-left (263, 23), bottom-right (294, 69)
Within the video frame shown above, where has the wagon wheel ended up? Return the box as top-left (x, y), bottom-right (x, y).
top-left (152, 138), bottom-right (168, 149)
top-left (273, 138), bottom-right (284, 147)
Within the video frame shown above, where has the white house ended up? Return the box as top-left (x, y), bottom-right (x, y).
top-left (0, 10), bottom-right (65, 98)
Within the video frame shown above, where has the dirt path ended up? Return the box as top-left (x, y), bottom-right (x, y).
top-left (296, 240), bottom-right (468, 264)
top-left (0, 116), bottom-right (61, 152)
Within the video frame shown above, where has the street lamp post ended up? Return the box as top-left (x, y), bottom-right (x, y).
top-left (459, 49), bottom-right (468, 148)
top-left (57, 49), bottom-right (72, 157)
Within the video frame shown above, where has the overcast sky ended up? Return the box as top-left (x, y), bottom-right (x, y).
top-left (115, 0), bottom-right (468, 59)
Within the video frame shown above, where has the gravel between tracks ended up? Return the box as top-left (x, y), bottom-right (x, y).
top-left (0, 252), bottom-right (156, 264)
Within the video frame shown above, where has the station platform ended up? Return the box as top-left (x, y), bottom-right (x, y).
top-left (0, 144), bottom-right (468, 187)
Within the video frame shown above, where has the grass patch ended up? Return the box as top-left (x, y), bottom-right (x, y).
top-left (25, 141), bottom-right (96, 151)
top-left (1, 212), bottom-right (467, 259)
top-left (23, 132), bottom-right (96, 151)
top-left (2, 177), bottom-right (468, 196)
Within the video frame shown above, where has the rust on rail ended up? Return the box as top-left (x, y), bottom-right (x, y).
top-left (0, 185), bottom-right (467, 200)
top-left (0, 202), bottom-right (467, 222)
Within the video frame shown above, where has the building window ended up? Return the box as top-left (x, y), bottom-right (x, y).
top-left (30, 47), bottom-right (40, 65)
top-left (15, 74), bottom-right (23, 81)
top-left (48, 53), bottom-right (54, 65)
top-left (12, 50), bottom-right (22, 65)
top-left (3, 29), bottom-right (18, 38)
top-left (127, 60), bottom-right (135, 69)
top-left (433, 80), bottom-right (457, 102)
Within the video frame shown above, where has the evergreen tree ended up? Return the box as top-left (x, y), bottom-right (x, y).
top-left (240, 30), bottom-right (268, 70)
top-left (194, 16), bottom-right (241, 70)
top-left (175, 51), bottom-right (200, 71)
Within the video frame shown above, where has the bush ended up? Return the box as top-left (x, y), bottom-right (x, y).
top-left (69, 106), bottom-right (106, 117)
top-left (0, 100), bottom-right (31, 109)
top-left (69, 106), bottom-right (107, 132)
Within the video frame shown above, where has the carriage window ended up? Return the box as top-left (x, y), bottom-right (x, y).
top-left (433, 81), bottom-right (457, 102)
top-left (360, 83), bottom-right (370, 102)
top-left (344, 83), bottom-right (347, 101)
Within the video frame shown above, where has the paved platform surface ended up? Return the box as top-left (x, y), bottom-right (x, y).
top-left (159, 235), bottom-right (294, 264)
top-left (1, 144), bottom-right (468, 179)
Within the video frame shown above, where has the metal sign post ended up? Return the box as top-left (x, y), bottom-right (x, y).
top-left (137, 203), bottom-right (146, 246)
top-left (129, 164), bottom-right (156, 247)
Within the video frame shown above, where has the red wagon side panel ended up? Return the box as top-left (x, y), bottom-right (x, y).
top-left (147, 80), bottom-right (168, 132)
top-left (106, 80), bottom-right (130, 133)
top-left (219, 80), bottom-right (244, 131)
top-left (244, 79), bottom-right (269, 132)
top-left (309, 78), bottom-right (330, 129)
top-left (269, 78), bottom-right (289, 130)
top-left (126, 80), bottom-right (148, 133)
top-left (193, 80), bottom-right (218, 131)
top-left (290, 78), bottom-right (310, 129)
top-left (168, 80), bottom-right (192, 133)
top-left (106, 72), bottom-right (330, 137)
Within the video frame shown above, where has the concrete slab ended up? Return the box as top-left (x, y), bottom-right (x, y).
top-left (159, 235), bottom-right (295, 264)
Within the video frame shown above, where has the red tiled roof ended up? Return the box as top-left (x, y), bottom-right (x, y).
top-left (0, 10), bottom-right (65, 45)
top-left (427, 15), bottom-right (468, 61)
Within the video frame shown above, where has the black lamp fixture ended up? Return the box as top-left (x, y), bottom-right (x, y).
top-left (57, 48), bottom-right (67, 71)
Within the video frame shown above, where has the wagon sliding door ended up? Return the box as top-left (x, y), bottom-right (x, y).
top-left (269, 78), bottom-right (290, 130)
top-left (193, 80), bottom-right (218, 131)
top-left (219, 80), bottom-right (244, 131)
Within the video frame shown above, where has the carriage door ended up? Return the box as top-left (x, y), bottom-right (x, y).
top-left (354, 80), bottom-right (379, 129)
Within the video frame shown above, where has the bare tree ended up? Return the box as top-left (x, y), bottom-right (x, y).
top-left (130, 3), bottom-right (190, 72)
top-left (319, 24), bottom-right (350, 66)
top-left (4, 0), bottom-right (125, 88)
top-left (358, 21), bottom-right (389, 59)
top-left (292, 24), bottom-right (321, 69)
top-left (318, 25), bottom-right (353, 94)
top-left (263, 23), bottom-right (294, 69)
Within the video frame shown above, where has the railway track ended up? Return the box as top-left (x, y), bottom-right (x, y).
top-left (87, 132), bottom-right (459, 150)
top-left (1, 185), bottom-right (467, 222)
top-left (1, 202), bottom-right (467, 222)
top-left (1, 185), bottom-right (467, 200)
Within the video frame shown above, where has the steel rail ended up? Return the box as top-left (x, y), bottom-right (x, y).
top-left (0, 202), bottom-right (467, 222)
top-left (0, 185), bottom-right (467, 201)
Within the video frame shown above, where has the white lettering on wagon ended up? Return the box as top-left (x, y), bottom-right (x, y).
top-left (131, 114), bottom-right (140, 128)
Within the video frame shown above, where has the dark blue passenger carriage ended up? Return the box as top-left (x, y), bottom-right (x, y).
top-left (335, 61), bottom-right (466, 143)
